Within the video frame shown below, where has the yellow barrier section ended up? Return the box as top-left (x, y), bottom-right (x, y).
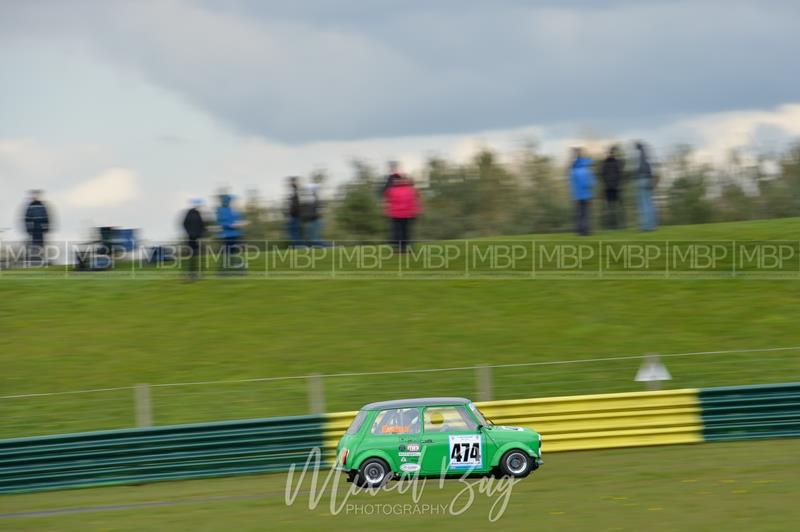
top-left (476, 388), bottom-right (702, 452)
top-left (324, 388), bottom-right (702, 457)
top-left (324, 410), bottom-right (359, 457)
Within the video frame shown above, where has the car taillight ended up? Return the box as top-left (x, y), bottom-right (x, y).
top-left (341, 448), bottom-right (348, 466)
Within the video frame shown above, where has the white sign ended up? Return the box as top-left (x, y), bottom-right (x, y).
top-left (400, 463), bottom-right (420, 473)
top-left (635, 355), bottom-right (672, 382)
top-left (449, 434), bottom-right (482, 469)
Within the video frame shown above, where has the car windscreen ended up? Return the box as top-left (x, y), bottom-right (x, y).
top-left (468, 402), bottom-right (491, 426)
top-left (345, 410), bottom-right (369, 435)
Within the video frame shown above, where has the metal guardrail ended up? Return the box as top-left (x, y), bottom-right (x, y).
top-left (323, 388), bottom-right (703, 455)
top-left (1, 382), bottom-right (797, 494)
top-left (0, 415), bottom-right (324, 494)
top-left (478, 389), bottom-right (703, 452)
top-left (700, 382), bottom-right (800, 441)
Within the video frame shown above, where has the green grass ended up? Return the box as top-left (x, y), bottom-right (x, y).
top-left (2, 218), bottom-right (800, 438)
top-left (1, 440), bottom-right (798, 531)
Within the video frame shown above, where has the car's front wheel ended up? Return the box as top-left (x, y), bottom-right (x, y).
top-left (497, 449), bottom-right (533, 478)
top-left (354, 458), bottom-right (392, 488)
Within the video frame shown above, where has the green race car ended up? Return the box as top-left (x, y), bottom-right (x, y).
top-left (335, 397), bottom-right (542, 488)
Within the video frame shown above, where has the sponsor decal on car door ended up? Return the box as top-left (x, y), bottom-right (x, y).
top-left (398, 440), bottom-right (422, 472)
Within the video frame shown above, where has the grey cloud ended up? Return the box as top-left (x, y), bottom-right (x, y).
top-left (2, 0), bottom-right (799, 143)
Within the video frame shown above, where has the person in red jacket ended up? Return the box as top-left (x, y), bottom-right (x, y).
top-left (384, 176), bottom-right (421, 253)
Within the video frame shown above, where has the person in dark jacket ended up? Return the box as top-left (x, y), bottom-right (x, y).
top-left (182, 199), bottom-right (207, 280)
top-left (23, 190), bottom-right (51, 265)
top-left (600, 145), bottom-right (625, 229)
top-left (286, 177), bottom-right (302, 247)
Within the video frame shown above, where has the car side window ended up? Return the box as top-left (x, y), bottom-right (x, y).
top-left (424, 406), bottom-right (477, 432)
top-left (370, 408), bottom-right (420, 435)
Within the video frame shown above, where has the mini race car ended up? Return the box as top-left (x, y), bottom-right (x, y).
top-left (335, 397), bottom-right (542, 488)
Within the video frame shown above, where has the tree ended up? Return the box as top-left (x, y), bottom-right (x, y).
top-left (513, 142), bottom-right (571, 233)
top-left (331, 161), bottom-right (384, 241)
top-left (416, 157), bottom-right (468, 240)
top-left (716, 180), bottom-right (754, 222)
top-left (759, 144), bottom-right (800, 219)
top-left (242, 188), bottom-right (290, 244)
top-left (664, 145), bottom-right (713, 225)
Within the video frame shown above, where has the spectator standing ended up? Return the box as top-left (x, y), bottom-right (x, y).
top-left (384, 175), bottom-right (421, 253)
top-left (299, 180), bottom-right (323, 246)
top-left (382, 161), bottom-right (402, 196)
top-left (286, 177), bottom-right (302, 247)
top-left (569, 148), bottom-right (596, 236)
top-left (381, 161), bottom-right (404, 243)
top-left (601, 146), bottom-right (625, 229)
top-left (216, 193), bottom-right (245, 273)
top-left (635, 142), bottom-right (657, 231)
top-left (23, 190), bottom-right (51, 265)
top-left (182, 199), bottom-right (207, 280)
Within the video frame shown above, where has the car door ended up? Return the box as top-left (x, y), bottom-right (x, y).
top-left (366, 407), bottom-right (422, 474)
top-left (419, 405), bottom-right (488, 476)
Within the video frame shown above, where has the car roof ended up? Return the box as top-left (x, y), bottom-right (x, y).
top-left (361, 397), bottom-right (472, 410)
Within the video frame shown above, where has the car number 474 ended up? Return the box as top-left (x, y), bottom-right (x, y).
top-left (449, 435), bottom-right (481, 467)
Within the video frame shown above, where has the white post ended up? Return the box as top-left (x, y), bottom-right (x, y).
top-left (135, 383), bottom-right (153, 427)
top-left (308, 374), bottom-right (326, 414)
top-left (475, 364), bottom-right (492, 402)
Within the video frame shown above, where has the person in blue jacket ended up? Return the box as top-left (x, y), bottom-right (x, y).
top-left (569, 148), bottom-right (596, 236)
top-left (216, 193), bottom-right (245, 273)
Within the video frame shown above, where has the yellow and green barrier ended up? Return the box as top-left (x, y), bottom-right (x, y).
top-left (0, 415), bottom-right (326, 494)
top-left (323, 388), bottom-right (704, 457)
top-left (1, 382), bottom-right (797, 494)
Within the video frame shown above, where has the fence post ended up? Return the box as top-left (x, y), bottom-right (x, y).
top-left (135, 383), bottom-right (153, 427)
top-left (308, 373), bottom-right (326, 414)
top-left (475, 364), bottom-right (492, 402)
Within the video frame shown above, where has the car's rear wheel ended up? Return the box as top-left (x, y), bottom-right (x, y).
top-left (497, 449), bottom-right (533, 478)
top-left (354, 458), bottom-right (392, 488)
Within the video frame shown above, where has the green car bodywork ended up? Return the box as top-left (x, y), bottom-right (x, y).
top-left (335, 397), bottom-right (542, 486)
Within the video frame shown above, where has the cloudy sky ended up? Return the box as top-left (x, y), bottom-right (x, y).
top-left (1, 0), bottom-right (799, 240)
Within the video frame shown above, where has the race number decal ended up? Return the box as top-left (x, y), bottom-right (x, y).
top-left (449, 435), bottom-right (482, 469)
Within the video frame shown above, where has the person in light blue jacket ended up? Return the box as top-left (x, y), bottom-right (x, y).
top-left (635, 141), bottom-right (658, 231)
top-left (216, 193), bottom-right (245, 273)
top-left (569, 148), bottom-right (596, 236)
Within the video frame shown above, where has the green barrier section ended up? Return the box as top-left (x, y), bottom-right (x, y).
top-left (699, 382), bottom-right (800, 442)
top-left (0, 414), bottom-right (325, 494)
